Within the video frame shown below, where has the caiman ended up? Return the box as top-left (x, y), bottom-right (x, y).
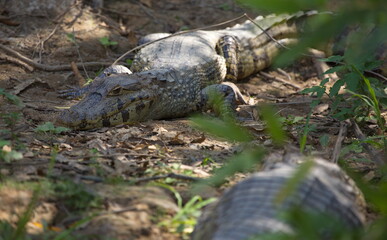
top-left (58, 11), bottom-right (318, 130)
top-left (191, 151), bottom-right (366, 240)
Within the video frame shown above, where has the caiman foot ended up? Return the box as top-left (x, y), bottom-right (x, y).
top-left (199, 82), bottom-right (247, 119)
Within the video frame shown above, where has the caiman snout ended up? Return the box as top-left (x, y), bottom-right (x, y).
top-left (57, 109), bottom-right (83, 128)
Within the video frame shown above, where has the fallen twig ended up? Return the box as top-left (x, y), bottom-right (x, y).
top-left (71, 61), bottom-right (86, 86)
top-left (260, 71), bottom-right (302, 90)
top-left (0, 15), bottom-right (20, 26)
top-left (351, 119), bottom-right (385, 166)
top-left (0, 53), bottom-right (34, 71)
top-left (331, 120), bottom-right (350, 163)
top-left (308, 48), bottom-right (339, 81)
top-left (365, 70), bottom-right (387, 82)
top-left (0, 43), bottom-right (112, 71)
top-left (276, 68), bottom-right (292, 81)
top-left (38, 24), bottom-right (60, 63)
top-left (78, 172), bottom-right (200, 183)
top-left (133, 173), bottom-right (201, 183)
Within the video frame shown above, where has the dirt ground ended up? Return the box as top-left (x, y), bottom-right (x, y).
top-left (0, 0), bottom-right (384, 239)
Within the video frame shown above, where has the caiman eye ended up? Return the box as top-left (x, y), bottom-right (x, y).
top-left (108, 86), bottom-right (123, 96)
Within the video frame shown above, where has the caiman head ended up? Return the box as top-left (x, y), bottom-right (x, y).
top-left (58, 71), bottom-right (161, 130)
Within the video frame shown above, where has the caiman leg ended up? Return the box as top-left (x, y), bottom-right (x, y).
top-left (198, 35), bottom-right (246, 117)
top-left (216, 35), bottom-right (240, 82)
top-left (199, 82), bottom-right (246, 118)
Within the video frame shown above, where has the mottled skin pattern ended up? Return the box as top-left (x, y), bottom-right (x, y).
top-left (191, 152), bottom-right (366, 240)
top-left (58, 11), bottom-right (317, 130)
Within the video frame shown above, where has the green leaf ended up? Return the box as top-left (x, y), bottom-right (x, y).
top-left (66, 33), bottom-right (76, 43)
top-left (324, 65), bottom-right (346, 74)
top-left (300, 86), bottom-right (323, 94)
top-left (190, 116), bottom-right (252, 142)
top-left (364, 60), bottom-right (382, 71)
top-left (341, 72), bottom-right (360, 92)
top-left (0, 140), bottom-right (10, 147)
top-left (329, 79), bottom-right (345, 97)
top-left (99, 36), bottom-right (118, 47)
top-left (239, 0), bottom-right (325, 13)
top-left (319, 78), bottom-right (329, 86)
top-left (0, 88), bottom-right (24, 107)
top-left (261, 104), bottom-right (286, 145)
top-left (34, 122), bottom-right (69, 133)
top-left (35, 122), bottom-right (55, 132)
top-left (53, 126), bottom-right (71, 134)
top-left (126, 59), bottom-right (133, 67)
top-left (319, 134), bottom-right (330, 148)
top-left (197, 148), bottom-right (265, 187)
top-left (275, 159), bottom-right (315, 205)
top-left (319, 55), bottom-right (344, 63)
top-left (1, 149), bottom-right (23, 163)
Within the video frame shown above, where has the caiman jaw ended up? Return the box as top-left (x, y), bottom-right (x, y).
top-left (58, 96), bottom-right (154, 130)
top-left (57, 71), bottom-right (157, 130)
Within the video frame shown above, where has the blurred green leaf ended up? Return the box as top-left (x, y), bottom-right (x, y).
top-left (260, 104), bottom-right (286, 145)
top-left (198, 148), bottom-right (265, 187)
top-left (0, 88), bottom-right (24, 107)
top-left (319, 55), bottom-right (344, 63)
top-left (35, 122), bottom-right (70, 134)
top-left (190, 116), bottom-right (252, 142)
top-left (66, 33), bottom-right (76, 43)
top-left (329, 79), bottom-right (345, 97)
top-left (275, 159), bottom-right (315, 204)
top-left (99, 36), bottom-right (118, 47)
top-left (239, 0), bottom-right (326, 13)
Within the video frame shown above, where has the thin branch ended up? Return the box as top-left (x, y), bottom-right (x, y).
top-left (0, 53), bottom-right (34, 71)
top-left (331, 120), bottom-right (349, 163)
top-left (133, 173), bottom-right (201, 183)
top-left (243, 14), bottom-right (289, 50)
top-left (71, 61), bottom-right (86, 86)
top-left (0, 43), bottom-right (112, 71)
top-left (260, 71), bottom-right (302, 90)
top-left (365, 70), bottom-right (387, 82)
top-left (78, 172), bottom-right (201, 183)
top-left (38, 24), bottom-right (59, 63)
top-left (112, 14), bottom-right (248, 65)
top-left (351, 119), bottom-right (385, 166)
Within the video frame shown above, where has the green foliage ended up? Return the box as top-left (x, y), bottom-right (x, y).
top-left (240, 0), bottom-right (325, 13)
top-left (274, 159), bottom-right (315, 205)
top-left (0, 88), bottom-right (24, 107)
top-left (0, 181), bottom-right (43, 240)
top-left (202, 148), bottom-right (266, 187)
top-left (125, 59), bottom-right (133, 67)
top-left (279, 115), bottom-right (304, 126)
top-left (191, 115), bottom-right (252, 142)
top-left (34, 122), bottom-right (70, 134)
top-left (156, 183), bottom-right (216, 235)
top-left (219, 3), bottom-right (232, 11)
top-left (51, 179), bottom-right (101, 211)
top-left (0, 89), bottom-right (24, 162)
top-left (260, 104), bottom-right (287, 145)
top-left (0, 143), bottom-right (23, 163)
top-left (66, 33), bottom-right (76, 43)
top-left (99, 36), bottom-right (118, 47)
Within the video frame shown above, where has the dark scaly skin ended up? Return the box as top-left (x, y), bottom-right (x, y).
top-left (191, 152), bottom-right (366, 240)
top-left (58, 11), bottom-right (318, 130)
